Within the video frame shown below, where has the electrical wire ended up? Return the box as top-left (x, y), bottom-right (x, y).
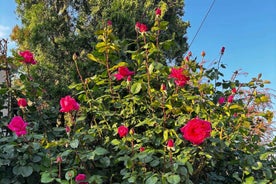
top-left (188, 0), bottom-right (216, 48)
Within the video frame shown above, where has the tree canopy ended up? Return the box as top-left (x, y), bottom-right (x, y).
top-left (11, 0), bottom-right (189, 103)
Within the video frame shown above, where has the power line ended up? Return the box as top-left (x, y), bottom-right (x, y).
top-left (188, 0), bottom-right (216, 48)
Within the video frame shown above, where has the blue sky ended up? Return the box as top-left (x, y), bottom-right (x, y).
top-left (0, 0), bottom-right (275, 107)
top-left (184, 0), bottom-right (276, 93)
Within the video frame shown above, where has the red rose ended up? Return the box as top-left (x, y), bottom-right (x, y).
top-left (155, 8), bottom-right (161, 16)
top-left (140, 147), bottom-right (145, 152)
top-left (180, 118), bottom-right (212, 145)
top-left (7, 116), bottom-right (28, 137)
top-left (135, 22), bottom-right (141, 30)
top-left (169, 67), bottom-right (190, 87)
top-left (118, 125), bottom-right (128, 138)
top-left (75, 174), bottom-right (86, 182)
top-left (232, 88), bottom-right (237, 94)
top-left (18, 50), bottom-right (37, 65)
top-left (65, 125), bottom-right (71, 134)
top-left (107, 20), bottom-right (112, 26)
top-left (139, 23), bottom-right (148, 33)
top-left (218, 97), bottom-right (225, 105)
top-left (17, 98), bottom-right (27, 108)
top-left (60, 95), bottom-right (80, 112)
top-left (114, 66), bottom-right (134, 81)
top-left (167, 139), bottom-right (174, 147)
top-left (227, 95), bottom-right (234, 103)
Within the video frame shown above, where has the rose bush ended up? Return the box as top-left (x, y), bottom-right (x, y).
top-left (0, 4), bottom-right (275, 184)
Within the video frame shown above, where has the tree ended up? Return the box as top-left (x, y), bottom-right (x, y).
top-left (11, 0), bottom-right (189, 105)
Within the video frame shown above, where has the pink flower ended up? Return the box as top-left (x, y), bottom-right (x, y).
top-left (60, 96), bottom-right (80, 112)
top-left (118, 125), bottom-right (128, 138)
top-left (140, 147), bottom-right (145, 152)
top-left (75, 174), bottom-right (86, 182)
top-left (232, 88), bottom-right (237, 94)
top-left (18, 50), bottom-right (37, 65)
top-left (227, 95), bottom-right (234, 103)
top-left (167, 139), bottom-right (174, 148)
top-left (218, 97), bottom-right (225, 105)
top-left (185, 56), bottom-right (190, 61)
top-left (139, 23), bottom-right (148, 33)
top-left (107, 20), bottom-right (112, 26)
top-left (17, 98), bottom-right (27, 108)
top-left (7, 116), bottom-right (28, 137)
top-left (135, 22), bottom-right (148, 33)
top-left (56, 156), bottom-right (62, 163)
top-left (114, 66), bottom-right (134, 81)
top-left (188, 51), bottom-right (192, 57)
top-left (220, 47), bottom-right (225, 55)
top-left (168, 67), bottom-right (190, 87)
top-left (155, 8), bottom-right (161, 16)
top-left (66, 125), bottom-right (71, 134)
top-left (180, 118), bottom-right (212, 145)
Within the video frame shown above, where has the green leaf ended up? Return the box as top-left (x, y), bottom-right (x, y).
top-left (70, 139), bottom-right (79, 149)
top-left (111, 139), bottom-right (121, 145)
top-left (163, 129), bottom-right (169, 141)
top-left (260, 152), bottom-right (273, 160)
top-left (244, 176), bottom-right (254, 184)
top-left (229, 104), bottom-right (244, 111)
top-left (94, 147), bottom-right (109, 155)
top-left (19, 166), bottom-right (33, 177)
top-left (87, 53), bottom-right (104, 65)
top-left (167, 174), bottom-right (180, 184)
top-left (145, 175), bottom-right (158, 184)
top-left (41, 172), bottom-right (55, 183)
top-left (131, 82), bottom-right (142, 94)
top-left (252, 161), bottom-right (262, 170)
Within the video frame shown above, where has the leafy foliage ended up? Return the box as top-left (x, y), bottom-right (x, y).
top-left (1, 4), bottom-right (275, 184)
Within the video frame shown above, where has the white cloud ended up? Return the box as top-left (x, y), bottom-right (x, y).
top-left (0, 25), bottom-right (10, 38)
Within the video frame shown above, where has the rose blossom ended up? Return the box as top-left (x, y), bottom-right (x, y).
top-left (107, 20), bottom-right (112, 26)
top-left (167, 139), bottom-right (174, 148)
top-left (135, 22), bottom-right (148, 33)
top-left (180, 118), bottom-right (212, 145)
top-left (17, 98), bottom-right (27, 108)
top-left (118, 125), bottom-right (128, 138)
top-left (227, 95), bottom-right (234, 103)
top-left (218, 97), bottom-right (225, 105)
top-left (75, 174), bottom-right (86, 182)
top-left (168, 67), bottom-right (190, 87)
top-left (232, 88), bottom-right (237, 94)
top-left (7, 116), bottom-right (28, 137)
top-left (114, 66), bottom-right (134, 81)
top-left (60, 95), bottom-right (80, 112)
top-left (56, 156), bottom-right (62, 163)
top-left (18, 50), bottom-right (37, 65)
top-left (155, 8), bottom-right (161, 16)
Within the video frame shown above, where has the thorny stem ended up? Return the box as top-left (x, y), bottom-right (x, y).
top-left (73, 59), bottom-right (93, 109)
top-left (105, 51), bottom-right (114, 95)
